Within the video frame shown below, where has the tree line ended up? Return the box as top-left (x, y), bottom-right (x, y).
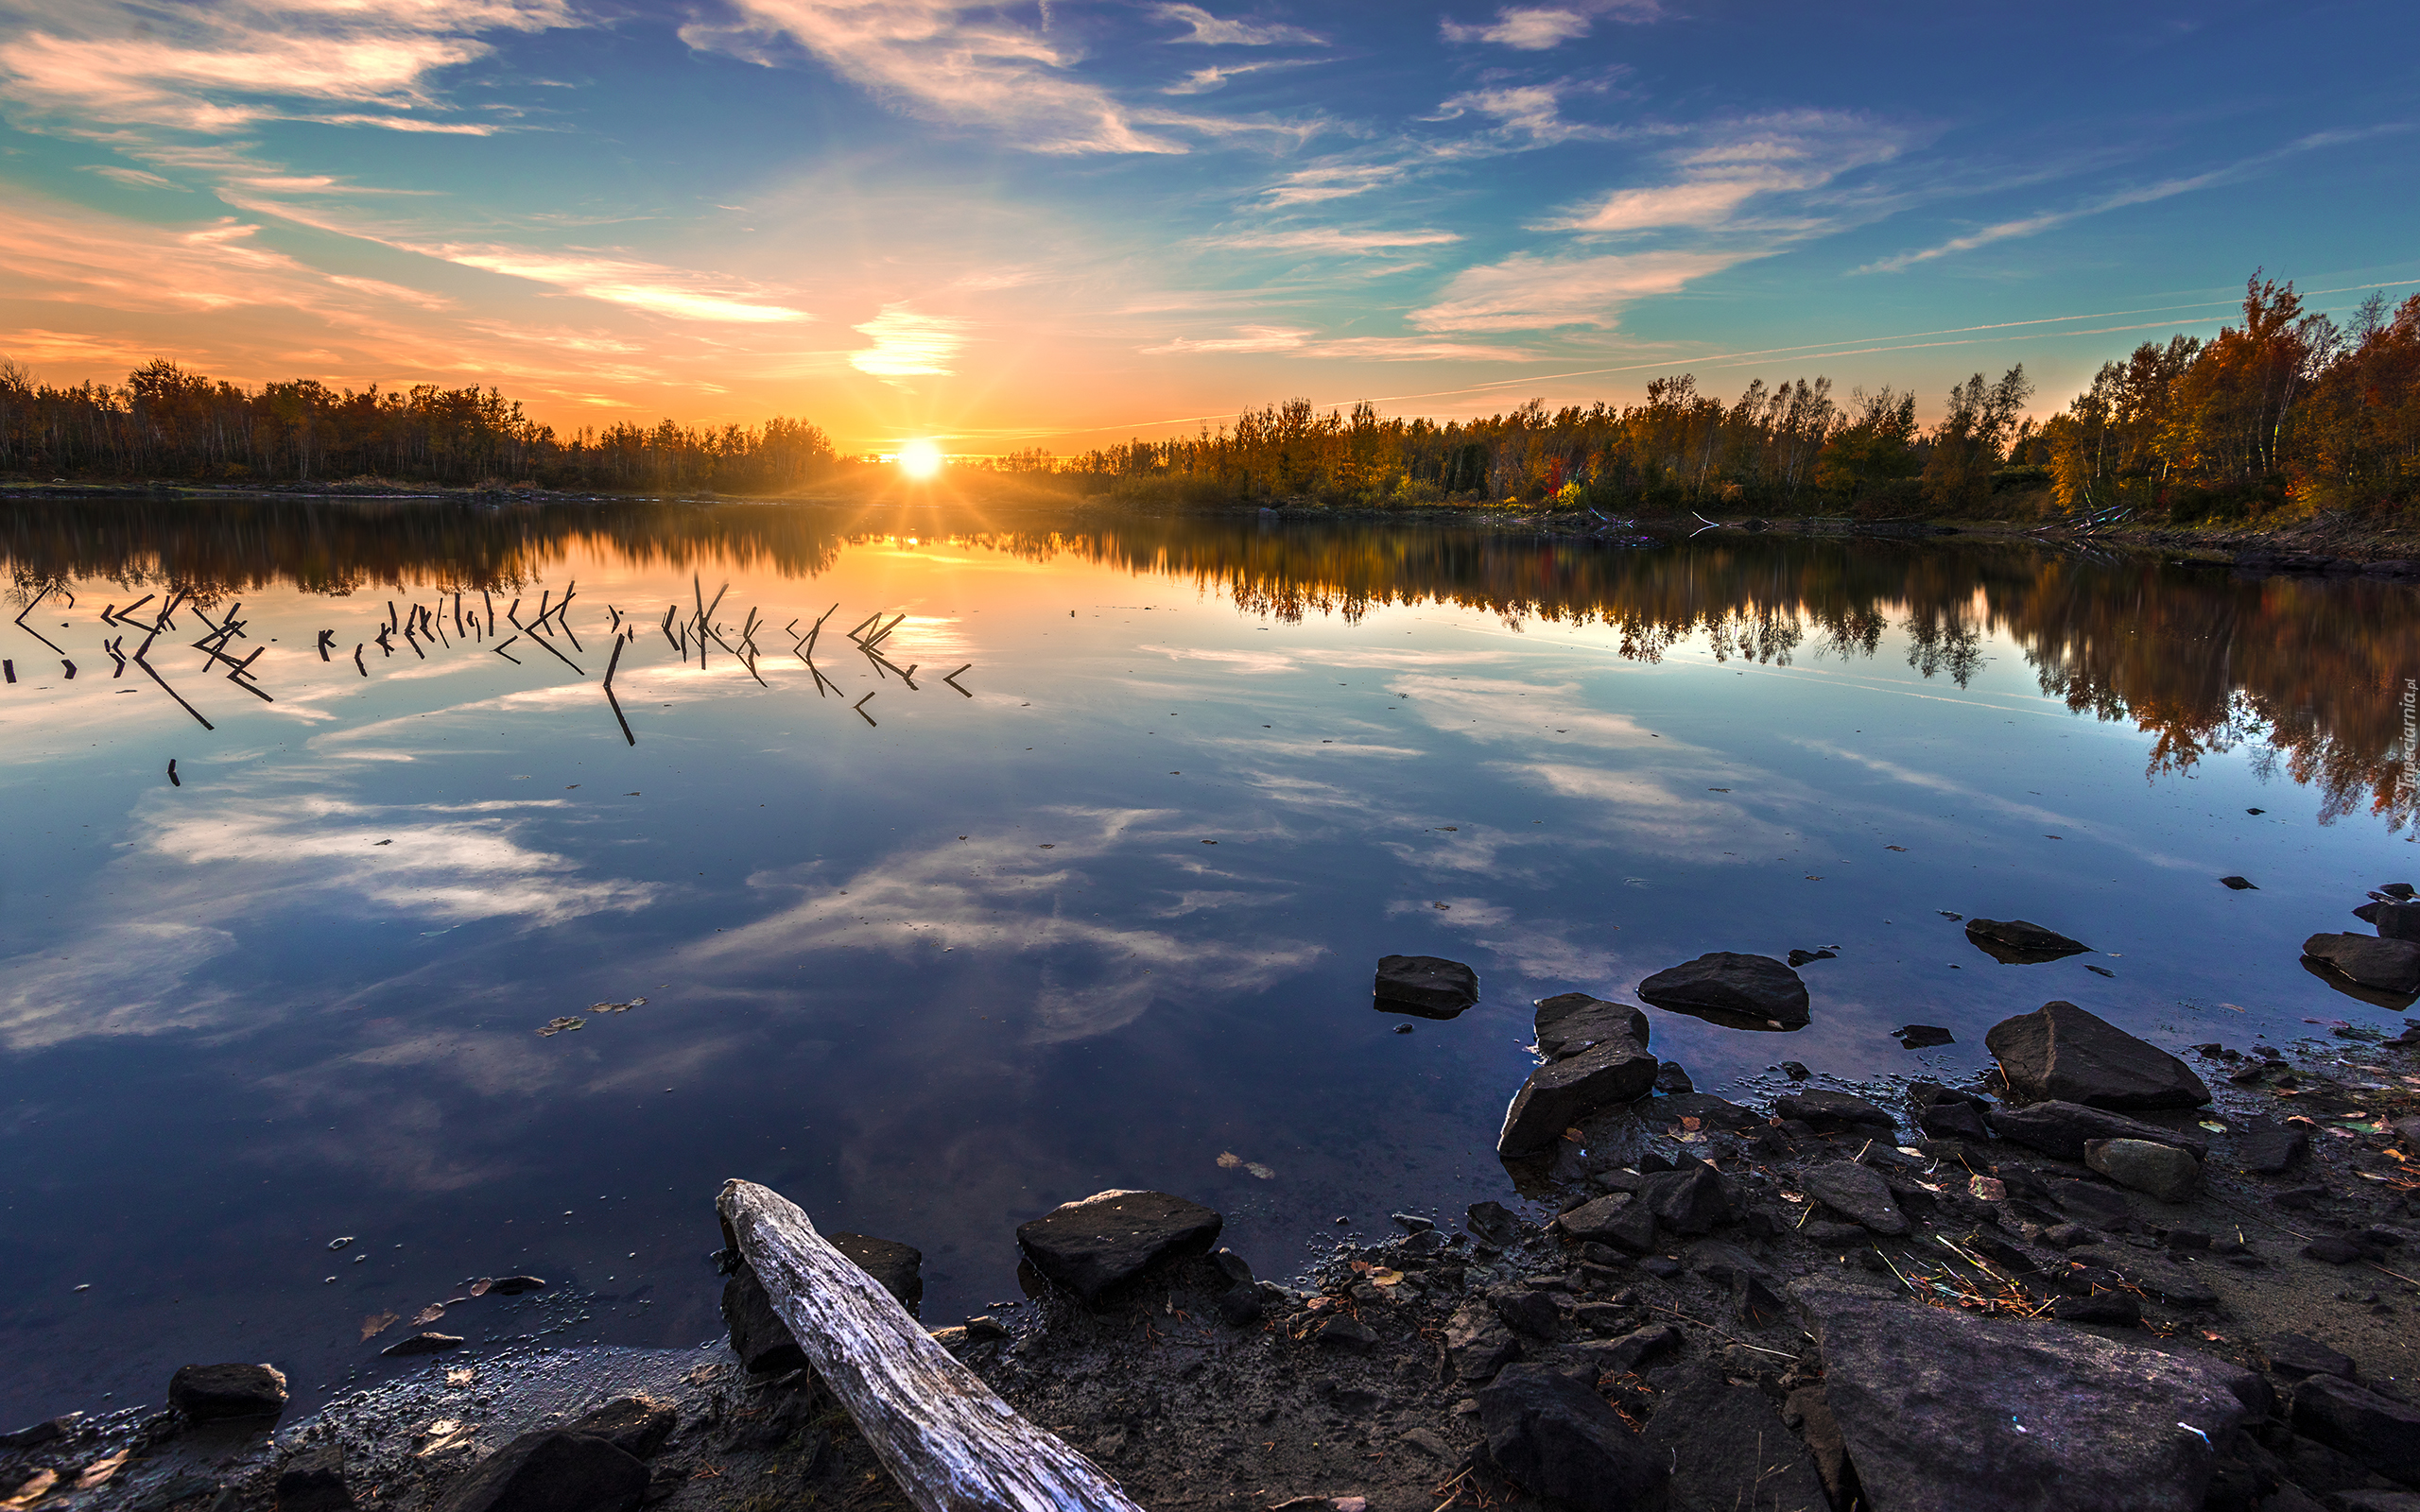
top-left (0, 359), bottom-right (835, 492)
top-left (1015, 274), bottom-right (2418, 523)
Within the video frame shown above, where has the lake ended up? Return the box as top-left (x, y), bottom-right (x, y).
top-left (2, 493), bottom-right (2414, 1424)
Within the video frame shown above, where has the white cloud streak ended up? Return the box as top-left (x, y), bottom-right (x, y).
top-left (1155, 4), bottom-right (1323, 45)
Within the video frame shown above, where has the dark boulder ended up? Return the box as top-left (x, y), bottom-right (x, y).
top-left (1964, 917), bottom-right (2093, 964)
top-left (1374, 954), bottom-right (1479, 1017)
top-left (486, 1276), bottom-right (545, 1296)
top-left (431, 1431), bottom-right (648, 1512)
top-left (2085, 1138), bottom-right (2202, 1203)
top-left (2290, 1376), bottom-right (2420, 1486)
top-left (1490, 1285), bottom-right (1561, 1339)
top-left (1315, 1315), bottom-right (1377, 1351)
top-left (1637, 952), bottom-right (1809, 1030)
top-left (1638, 1163), bottom-right (1737, 1235)
top-left (721, 1265), bottom-right (805, 1374)
top-left (1599, 1323), bottom-right (1680, 1375)
top-left (2302, 933), bottom-right (2420, 995)
top-left (1772, 1090), bottom-right (1895, 1134)
top-left (1653, 1060), bottom-right (1694, 1094)
top-left (1555, 1193), bottom-right (1656, 1253)
top-left (1787, 948), bottom-right (1837, 967)
top-left (1445, 1302), bottom-right (1523, 1383)
top-left (2052, 1293), bottom-right (2142, 1327)
top-left (1478, 1363), bottom-right (1668, 1512)
top-left (1638, 1362), bottom-right (1830, 1512)
top-left (276, 1445), bottom-right (353, 1512)
top-left (1988, 1101), bottom-right (2209, 1162)
top-left (563, 1399), bottom-right (678, 1460)
top-left (1894, 1023), bottom-right (1955, 1048)
top-left (2376, 901), bottom-right (2420, 942)
top-left (1799, 1162), bottom-right (1909, 1236)
top-left (1984, 1001), bottom-right (2209, 1110)
top-left (168, 1363), bottom-right (288, 1421)
top-left (1533, 992), bottom-right (1650, 1059)
top-left (1806, 1286), bottom-right (2253, 1512)
top-left (379, 1333), bottom-right (463, 1358)
top-left (826, 1231), bottom-right (924, 1317)
top-left (2219, 875), bottom-right (2258, 890)
top-left (1910, 1082), bottom-right (1992, 1142)
top-left (1466, 1199), bottom-right (1522, 1248)
top-left (2261, 1334), bottom-right (2356, 1382)
top-left (1015, 1190), bottom-right (1223, 1302)
top-left (1497, 1036), bottom-right (1658, 1155)
top-left (1653, 1091), bottom-right (1757, 1130)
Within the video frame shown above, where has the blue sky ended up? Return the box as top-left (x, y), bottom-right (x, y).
top-left (0, 0), bottom-right (2413, 449)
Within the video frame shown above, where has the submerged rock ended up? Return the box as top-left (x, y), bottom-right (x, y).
top-left (1806, 1286), bottom-right (2253, 1512)
top-left (2302, 933), bottom-right (2420, 995)
top-left (1984, 1001), bottom-right (2211, 1109)
top-left (168, 1362), bottom-right (288, 1422)
top-left (1964, 917), bottom-right (2093, 964)
top-left (1894, 1023), bottom-right (1956, 1048)
top-left (1497, 1036), bottom-right (1657, 1155)
top-left (1374, 954), bottom-right (1479, 1017)
top-left (1015, 1190), bottom-right (1223, 1303)
top-left (1636, 952), bottom-right (1810, 1030)
top-left (1530, 992), bottom-right (1649, 1059)
top-left (2376, 900), bottom-right (2420, 941)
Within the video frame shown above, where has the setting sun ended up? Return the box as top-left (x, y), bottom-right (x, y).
top-left (896, 438), bottom-right (943, 479)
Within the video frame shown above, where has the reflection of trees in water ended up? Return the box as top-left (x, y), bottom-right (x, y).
top-left (5, 499), bottom-right (2411, 832)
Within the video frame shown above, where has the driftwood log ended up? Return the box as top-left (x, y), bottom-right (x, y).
top-left (716, 1179), bottom-right (1142, 1512)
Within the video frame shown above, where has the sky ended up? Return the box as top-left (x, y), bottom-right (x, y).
top-left (0, 0), bottom-right (2415, 453)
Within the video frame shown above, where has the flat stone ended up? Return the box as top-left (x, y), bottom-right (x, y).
top-left (1788, 948), bottom-right (1837, 967)
top-left (1805, 1286), bottom-right (2253, 1512)
top-left (2290, 1376), bottom-right (2420, 1486)
top-left (1445, 1302), bottom-right (1524, 1383)
top-left (1895, 1023), bottom-right (1956, 1048)
top-left (2231, 1126), bottom-right (2309, 1174)
top-left (1772, 1090), bottom-right (1895, 1133)
top-left (2051, 1292), bottom-right (2142, 1326)
top-left (379, 1332), bottom-right (464, 1358)
top-left (563, 1399), bottom-right (678, 1460)
top-left (1532, 992), bottom-right (1649, 1059)
top-left (486, 1276), bottom-right (545, 1296)
top-left (826, 1231), bottom-right (925, 1317)
top-left (168, 1362), bottom-right (288, 1422)
top-left (1478, 1363), bottom-right (1668, 1512)
top-left (1554, 1193), bottom-right (1656, 1253)
top-left (1374, 954), bottom-right (1479, 1017)
top-left (1636, 952), bottom-right (1810, 1030)
top-left (2064, 1246), bottom-right (2220, 1308)
top-left (2085, 1139), bottom-right (2203, 1204)
top-left (431, 1430), bottom-right (648, 1512)
top-left (2261, 1333), bottom-right (2356, 1381)
top-left (1639, 1361), bottom-right (1830, 1512)
top-left (1637, 1163), bottom-right (1737, 1235)
top-left (2219, 875), bottom-right (2258, 890)
top-left (1800, 1162), bottom-right (1910, 1235)
top-left (2303, 933), bottom-right (2420, 994)
top-left (720, 1265), bottom-right (804, 1374)
top-left (1015, 1190), bottom-right (1222, 1302)
top-left (2302, 1236), bottom-right (2361, 1263)
top-left (1652, 1060), bottom-right (1694, 1094)
top-left (1965, 917), bottom-right (2093, 964)
top-left (1315, 1315), bottom-right (1378, 1351)
top-left (2046, 1177), bottom-right (2133, 1229)
top-left (1988, 1101), bottom-right (2209, 1161)
top-left (1490, 1285), bottom-right (1561, 1339)
top-left (276, 1445), bottom-right (353, 1512)
top-left (2376, 901), bottom-right (2420, 942)
top-left (1465, 1200), bottom-right (1521, 1247)
top-left (1984, 1002), bottom-right (2211, 1109)
top-left (1497, 1036), bottom-right (1658, 1155)
top-left (1652, 1091), bottom-right (1757, 1130)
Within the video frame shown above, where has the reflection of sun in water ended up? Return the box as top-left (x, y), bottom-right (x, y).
top-left (897, 439), bottom-right (943, 479)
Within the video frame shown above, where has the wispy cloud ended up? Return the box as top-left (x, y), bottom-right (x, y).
top-left (1545, 111), bottom-right (1910, 233)
top-left (1855, 128), bottom-right (2400, 273)
top-left (1156, 4), bottom-right (1324, 45)
top-left (1440, 1), bottom-right (1658, 51)
top-left (689, 0), bottom-right (1277, 155)
top-left (1426, 80), bottom-right (1606, 148)
top-left (1411, 249), bottom-right (1747, 332)
top-left (851, 304), bottom-right (971, 377)
top-left (423, 245), bottom-right (815, 323)
top-left (1139, 327), bottom-right (1530, 359)
top-left (1257, 161), bottom-right (1412, 206)
top-left (1209, 227), bottom-right (1462, 252)
top-left (79, 164), bottom-right (180, 189)
top-left (1164, 57), bottom-right (1322, 94)
top-left (0, 0), bottom-right (565, 136)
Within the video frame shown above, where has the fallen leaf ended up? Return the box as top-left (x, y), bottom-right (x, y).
top-left (413, 1304), bottom-right (447, 1326)
top-left (468, 1278), bottom-right (493, 1297)
top-left (417, 1419), bottom-right (475, 1457)
top-left (3, 1469), bottom-right (58, 1509)
top-left (1217, 1152), bottom-right (1242, 1169)
top-left (2198, 1122), bottom-right (2228, 1132)
top-left (537, 1016), bottom-right (584, 1037)
top-left (1681, 1116), bottom-right (1702, 1131)
top-left (445, 1368), bottom-right (475, 1386)
top-left (1245, 1162), bottom-right (1276, 1180)
top-left (1369, 1270), bottom-right (1404, 1287)
top-left (1969, 1177), bottom-right (2007, 1202)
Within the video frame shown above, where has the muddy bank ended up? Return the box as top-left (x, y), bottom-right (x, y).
top-left (13, 999), bottom-right (2416, 1512)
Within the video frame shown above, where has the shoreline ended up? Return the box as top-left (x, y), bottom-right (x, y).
top-left (15, 1001), bottom-right (2415, 1512)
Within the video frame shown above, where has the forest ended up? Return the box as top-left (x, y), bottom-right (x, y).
top-left (3, 272), bottom-right (2414, 524)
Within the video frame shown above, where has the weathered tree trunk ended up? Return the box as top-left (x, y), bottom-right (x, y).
top-left (715, 1179), bottom-right (1142, 1512)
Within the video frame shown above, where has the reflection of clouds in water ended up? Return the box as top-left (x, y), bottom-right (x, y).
top-left (705, 808), bottom-right (1322, 1043)
top-left (1392, 674), bottom-right (1668, 749)
top-left (1384, 895), bottom-right (1631, 988)
top-left (144, 794), bottom-right (661, 925)
top-left (0, 921), bottom-right (235, 1050)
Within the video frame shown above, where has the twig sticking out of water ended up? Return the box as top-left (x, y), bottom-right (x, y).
top-left (602, 636), bottom-right (635, 746)
top-left (853, 690), bottom-right (877, 727)
top-left (317, 630), bottom-right (335, 662)
top-left (942, 664), bottom-right (973, 696)
top-left (354, 644), bottom-right (367, 677)
top-left (11, 582), bottom-right (64, 654)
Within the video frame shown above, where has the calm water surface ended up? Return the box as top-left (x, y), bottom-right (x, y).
top-left (2, 495), bottom-right (2415, 1422)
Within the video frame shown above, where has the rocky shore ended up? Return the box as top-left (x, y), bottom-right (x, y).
top-left (11, 938), bottom-right (2419, 1512)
